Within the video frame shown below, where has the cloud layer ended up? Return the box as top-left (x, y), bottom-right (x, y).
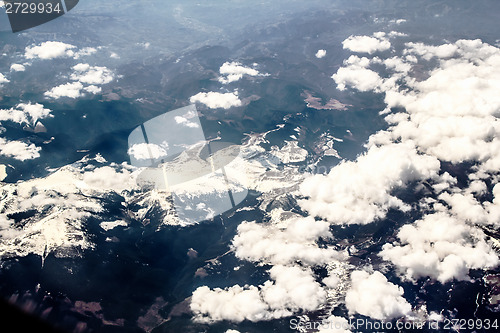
top-left (45, 63), bottom-right (113, 99)
top-left (308, 36), bottom-right (500, 285)
top-left (300, 143), bottom-right (440, 225)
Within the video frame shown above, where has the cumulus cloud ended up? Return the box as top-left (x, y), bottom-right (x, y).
top-left (218, 62), bottom-right (263, 84)
top-left (388, 31), bottom-right (408, 38)
top-left (299, 143), bottom-right (440, 225)
top-left (190, 91), bottom-right (242, 109)
top-left (24, 42), bottom-right (97, 60)
top-left (404, 42), bottom-right (458, 60)
top-left (81, 165), bottom-right (137, 192)
top-left (438, 182), bottom-right (500, 226)
top-left (315, 49), bottom-right (327, 58)
top-left (174, 110), bottom-right (200, 128)
top-left (45, 82), bottom-right (85, 99)
top-left (342, 32), bottom-right (391, 54)
top-left (330, 37), bottom-right (500, 283)
top-left (0, 137), bottom-right (41, 160)
top-left (191, 265), bottom-right (326, 323)
top-left (0, 73), bottom-right (9, 84)
top-left (345, 271), bottom-right (411, 320)
top-left (380, 212), bottom-right (499, 283)
top-left (45, 64), bottom-right (113, 99)
top-left (369, 40), bottom-right (500, 169)
top-left (232, 216), bottom-right (342, 266)
top-left (25, 41), bottom-right (77, 60)
top-left (331, 54), bottom-right (395, 92)
top-left (0, 103), bottom-right (52, 126)
top-left (191, 207), bottom-right (350, 323)
top-left (191, 285), bottom-right (267, 323)
top-left (389, 18), bottom-right (407, 25)
top-left (332, 66), bottom-right (383, 92)
top-left (73, 47), bottom-right (97, 59)
top-left (10, 64), bottom-right (26, 72)
top-left (189, 37), bottom-right (500, 325)
top-left (84, 85), bottom-right (102, 94)
top-left (128, 143), bottom-right (168, 161)
top-left (71, 63), bottom-right (114, 85)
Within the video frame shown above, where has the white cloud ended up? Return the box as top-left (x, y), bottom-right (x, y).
top-left (369, 41), bottom-right (500, 168)
top-left (232, 216), bottom-right (342, 266)
top-left (345, 271), bottom-right (411, 320)
top-left (45, 63), bottom-right (112, 99)
top-left (100, 220), bottom-right (128, 231)
top-left (380, 212), bottom-right (499, 283)
top-left (342, 33), bottom-right (391, 54)
top-left (187, 140), bottom-right (354, 324)
top-left (388, 31), bottom-right (408, 38)
top-left (188, 36), bottom-right (500, 328)
top-left (0, 103), bottom-right (52, 126)
top-left (329, 37), bottom-right (500, 283)
top-left (218, 62), bottom-right (263, 84)
top-left (10, 64), bottom-right (26, 72)
top-left (261, 265), bottom-right (327, 316)
top-left (315, 49), bottom-right (327, 58)
top-left (0, 164), bottom-right (6, 181)
top-left (175, 115), bottom-right (199, 128)
top-left (390, 19), bottom-right (407, 25)
top-left (0, 137), bottom-right (41, 160)
top-left (190, 91), bottom-right (242, 109)
top-left (128, 143), bottom-right (168, 160)
top-left (45, 82), bottom-right (84, 99)
top-left (81, 165), bottom-right (137, 192)
top-left (71, 63), bottom-right (114, 85)
top-left (25, 41), bottom-right (76, 60)
top-left (0, 73), bottom-right (9, 84)
top-left (73, 47), bottom-right (97, 59)
top-left (343, 55), bottom-right (372, 68)
top-left (24, 42), bottom-right (97, 60)
top-left (378, 56), bottom-right (412, 73)
top-left (84, 85), bottom-right (102, 94)
top-left (332, 66), bottom-right (383, 92)
top-left (299, 143), bottom-right (440, 225)
top-left (404, 42), bottom-right (458, 60)
top-left (191, 285), bottom-right (267, 323)
top-left (191, 265), bottom-right (326, 323)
